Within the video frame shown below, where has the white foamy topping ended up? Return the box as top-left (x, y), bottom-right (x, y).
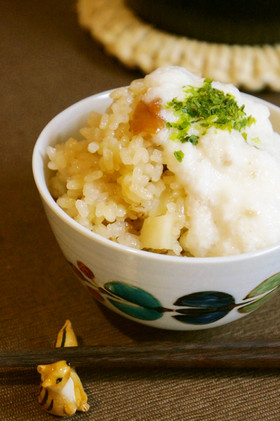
top-left (144, 66), bottom-right (280, 256)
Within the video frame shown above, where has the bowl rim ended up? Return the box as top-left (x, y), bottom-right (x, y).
top-left (32, 89), bottom-right (280, 264)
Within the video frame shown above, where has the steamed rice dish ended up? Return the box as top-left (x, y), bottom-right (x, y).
top-left (47, 66), bottom-right (280, 257)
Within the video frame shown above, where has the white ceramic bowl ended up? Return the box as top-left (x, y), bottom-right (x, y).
top-left (32, 91), bottom-right (280, 330)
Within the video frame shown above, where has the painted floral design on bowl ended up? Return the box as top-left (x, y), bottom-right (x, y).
top-left (68, 261), bottom-right (280, 326)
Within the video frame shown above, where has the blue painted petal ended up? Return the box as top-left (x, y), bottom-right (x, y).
top-left (174, 291), bottom-right (235, 310)
top-left (108, 299), bottom-right (163, 321)
top-left (173, 309), bottom-right (229, 325)
top-left (173, 291), bottom-right (235, 325)
top-left (104, 282), bottom-right (162, 309)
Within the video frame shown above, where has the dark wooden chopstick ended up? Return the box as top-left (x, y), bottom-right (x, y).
top-left (0, 342), bottom-right (280, 369)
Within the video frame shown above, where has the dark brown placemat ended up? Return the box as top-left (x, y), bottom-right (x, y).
top-left (1, 364), bottom-right (280, 421)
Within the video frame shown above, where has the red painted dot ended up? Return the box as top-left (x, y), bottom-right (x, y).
top-left (68, 262), bottom-right (86, 281)
top-left (77, 261), bottom-right (95, 279)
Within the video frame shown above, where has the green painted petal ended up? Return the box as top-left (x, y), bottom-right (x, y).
top-left (245, 272), bottom-right (280, 299)
top-left (238, 290), bottom-right (276, 314)
top-left (104, 282), bottom-right (161, 309)
top-left (108, 299), bottom-right (163, 321)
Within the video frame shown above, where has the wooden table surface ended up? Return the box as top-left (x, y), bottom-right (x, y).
top-left (1, 1), bottom-right (280, 420)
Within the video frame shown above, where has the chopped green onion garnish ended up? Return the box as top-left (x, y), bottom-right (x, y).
top-left (166, 79), bottom-right (256, 146)
top-left (174, 150), bottom-right (184, 162)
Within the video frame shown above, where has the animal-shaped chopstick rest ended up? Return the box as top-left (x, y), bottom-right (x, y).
top-left (37, 320), bottom-right (90, 417)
